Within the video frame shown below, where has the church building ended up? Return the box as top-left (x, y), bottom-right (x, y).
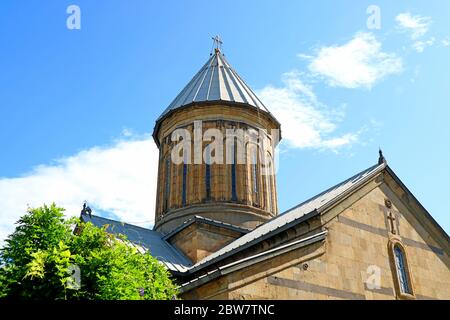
top-left (82, 42), bottom-right (450, 300)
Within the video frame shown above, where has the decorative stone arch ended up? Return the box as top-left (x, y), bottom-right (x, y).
top-left (162, 151), bottom-right (172, 215)
top-left (245, 139), bottom-right (261, 207)
top-left (264, 150), bottom-right (275, 215)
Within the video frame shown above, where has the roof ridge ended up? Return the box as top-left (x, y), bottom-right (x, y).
top-left (82, 214), bottom-right (156, 234)
top-left (165, 55), bottom-right (213, 112)
top-left (154, 50), bottom-right (276, 128)
top-left (281, 162), bottom-right (382, 215)
top-left (81, 214), bottom-right (192, 272)
top-left (162, 215), bottom-right (251, 241)
top-left (188, 162), bottom-right (385, 271)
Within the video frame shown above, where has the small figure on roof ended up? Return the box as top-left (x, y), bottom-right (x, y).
top-left (80, 201), bottom-right (92, 218)
top-left (378, 148), bottom-right (386, 165)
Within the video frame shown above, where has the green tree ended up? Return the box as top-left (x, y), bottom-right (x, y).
top-left (0, 204), bottom-right (178, 300)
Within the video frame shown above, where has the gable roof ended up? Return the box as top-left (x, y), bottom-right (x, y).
top-left (178, 161), bottom-right (450, 292)
top-left (189, 161), bottom-right (450, 273)
top-left (80, 160), bottom-right (449, 279)
top-left (186, 162), bottom-right (386, 273)
top-left (79, 162), bottom-right (384, 275)
top-left (180, 230), bottom-right (328, 293)
top-left (80, 214), bottom-right (192, 273)
top-left (384, 166), bottom-right (450, 249)
top-left (162, 215), bottom-right (251, 241)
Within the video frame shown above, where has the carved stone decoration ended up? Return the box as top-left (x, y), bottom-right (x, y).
top-left (385, 198), bottom-right (392, 208)
top-left (385, 198), bottom-right (398, 235)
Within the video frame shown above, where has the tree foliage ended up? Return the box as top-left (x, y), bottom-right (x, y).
top-left (0, 204), bottom-right (178, 300)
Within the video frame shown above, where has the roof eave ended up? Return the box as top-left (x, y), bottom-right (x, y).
top-left (185, 209), bottom-right (320, 274)
top-left (162, 215), bottom-right (251, 242)
top-left (384, 165), bottom-right (450, 245)
top-left (179, 230), bottom-right (328, 293)
top-left (316, 162), bottom-right (387, 215)
top-left (152, 100), bottom-right (282, 147)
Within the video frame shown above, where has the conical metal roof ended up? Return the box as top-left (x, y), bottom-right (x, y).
top-left (153, 48), bottom-right (280, 146)
top-left (157, 49), bottom-right (271, 121)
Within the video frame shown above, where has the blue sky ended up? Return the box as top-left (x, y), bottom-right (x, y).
top-left (0, 0), bottom-right (449, 241)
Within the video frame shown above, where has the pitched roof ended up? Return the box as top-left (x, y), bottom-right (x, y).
top-left (79, 162), bottom-right (385, 275)
top-left (152, 50), bottom-right (280, 145)
top-left (78, 159), bottom-right (449, 285)
top-left (162, 215), bottom-right (251, 241)
top-left (384, 166), bottom-right (450, 247)
top-left (157, 50), bottom-right (271, 121)
top-left (186, 162), bottom-right (386, 272)
top-left (179, 230), bottom-right (328, 293)
top-left (80, 214), bottom-right (192, 273)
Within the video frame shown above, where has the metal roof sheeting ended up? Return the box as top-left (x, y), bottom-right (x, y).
top-left (79, 162), bottom-right (385, 275)
top-left (179, 230), bottom-right (328, 292)
top-left (188, 162), bottom-right (385, 271)
top-left (157, 51), bottom-right (271, 122)
top-left (81, 215), bottom-right (192, 273)
top-left (162, 215), bottom-right (251, 241)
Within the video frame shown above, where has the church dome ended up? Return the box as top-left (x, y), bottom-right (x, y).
top-left (151, 42), bottom-right (282, 235)
top-left (153, 47), bottom-right (280, 145)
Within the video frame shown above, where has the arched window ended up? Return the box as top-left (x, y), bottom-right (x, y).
top-left (265, 152), bottom-right (273, 213)
top-left (252, 149), bottom-right (259, 195)
top-left (205, 145), bottom-right (211, 200)
top-left (245, 140), bottom-right (260, 206)
top-left (182, 163), bottom-right (187, 206)
top-left (389, 241), bottom-right (414, 299)
top-left (394, 245), bottom-right (412, 295)
top-left (163, 157), bottom-right (171, 211)
top-left (180, 147), bottom-right (188, 206)
top-left (231, 141), bottom-right (237, 201)
top-left (245, 142), bottom-right (260, 206)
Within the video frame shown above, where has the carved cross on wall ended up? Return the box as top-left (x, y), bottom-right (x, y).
top-left (387, 210), bottom-right (396, 234)
top-left (385, 199), bottom-right (397, 234)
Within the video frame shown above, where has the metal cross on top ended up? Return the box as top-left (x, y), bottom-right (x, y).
top-left (212, 35), bottom-right (223, 53)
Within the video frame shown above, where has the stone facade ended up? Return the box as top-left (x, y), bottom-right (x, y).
top-left (148, 48), bottom-right (449, 300)
top-left (166, 219), bottom-right (247, 264)
top-left (180, 171), bottom-right (450, 300)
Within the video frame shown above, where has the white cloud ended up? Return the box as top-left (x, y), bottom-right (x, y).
top-left (396, 12), bottom-right (435, 53)
top-left (307, 32), bottom-right (403, 89)
top-left (0, 72), bottom-right (363, 246)
top-left (0, 135), bottom-right (159, 245)
top-left (258, 72), bottom-right (358, 150)
top-left (297, 53), bottom-right (313, 60)
top-left (396, 12), bottom-right (432, 39)
top-left (0, 72), bottom-right (360, 245)
top-left (441, 37), bottom-right (450, 47)
top-left (0, 97), bottom-right (357, 246)
top-left (413, 37), bottom-right (435, 53)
